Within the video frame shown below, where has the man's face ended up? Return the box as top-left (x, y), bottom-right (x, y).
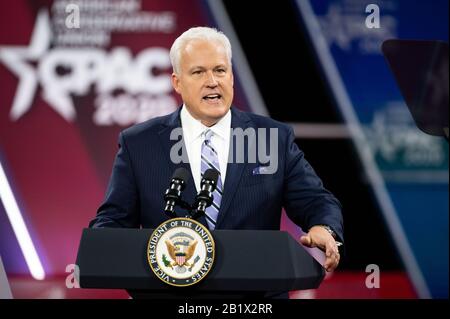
top-left (172, 39), bottom-right (234, 126)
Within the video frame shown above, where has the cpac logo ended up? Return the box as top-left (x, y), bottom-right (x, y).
top-left (0, 10), bottom-right (176, 125)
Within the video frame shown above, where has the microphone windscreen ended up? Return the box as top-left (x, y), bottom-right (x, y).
top-left (203, 168), bottom-right (219, 184)
top-left (172, 167), bottom-right (190, 183)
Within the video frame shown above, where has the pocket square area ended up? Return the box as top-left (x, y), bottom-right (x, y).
top-left (252, 166), bottom-right (270, 175)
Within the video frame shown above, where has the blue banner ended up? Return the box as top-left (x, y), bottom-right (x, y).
top-left (302, 0), bottom-right (448, 298)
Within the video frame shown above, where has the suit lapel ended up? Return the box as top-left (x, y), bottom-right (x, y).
top-left (215, 108), bottom-right (253, 228)
top-left (157, 109), bottom-right (180, 180)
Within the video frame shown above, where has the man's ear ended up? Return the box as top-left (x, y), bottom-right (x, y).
top-left (171, 73), bottom-right (181, 94)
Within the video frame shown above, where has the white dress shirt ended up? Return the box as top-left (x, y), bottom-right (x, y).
top-left (180, 105), bottom-right (231, 192)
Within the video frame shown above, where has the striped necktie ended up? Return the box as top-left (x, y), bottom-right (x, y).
top-left (201, 129), bottom-right (223, 230)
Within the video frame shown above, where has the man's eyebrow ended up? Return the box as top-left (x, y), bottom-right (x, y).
top-left (189, 66), bottom-right (205, 72)
top-left (188, 64), bottom-right (228, 72)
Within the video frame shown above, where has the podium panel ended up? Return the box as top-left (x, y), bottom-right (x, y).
top-left (76, 228), bottom-right (325, 296)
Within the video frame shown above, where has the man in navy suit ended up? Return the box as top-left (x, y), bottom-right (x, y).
top-left (90, 27), bottom-right (343, 273)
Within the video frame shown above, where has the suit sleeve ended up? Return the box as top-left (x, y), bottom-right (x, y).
top-left (89, 132), bottom-right (140, 228)
top-left (282, 126), bottom-right (344, 243)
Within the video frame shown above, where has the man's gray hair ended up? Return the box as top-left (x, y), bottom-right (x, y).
top-left (170, 27), bottom-right (232, 74)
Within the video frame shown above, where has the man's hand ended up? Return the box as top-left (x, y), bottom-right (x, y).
top-left (300, 225), bottom-right (340, 272)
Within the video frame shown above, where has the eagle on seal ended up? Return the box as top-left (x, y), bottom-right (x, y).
top-left (165, 240), bottom-right (198, 268)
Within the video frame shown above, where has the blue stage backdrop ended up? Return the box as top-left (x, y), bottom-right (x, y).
top-left (296, 0), bottom-right (448, 298)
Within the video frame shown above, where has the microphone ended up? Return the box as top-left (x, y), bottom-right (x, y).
top-left (193, 169), bottom-right (219, 218)
top-left (164, 167), bottom-right (190, 216)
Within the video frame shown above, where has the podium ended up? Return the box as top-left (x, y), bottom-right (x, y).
top-left (76, 228), bottom-right (325, 298)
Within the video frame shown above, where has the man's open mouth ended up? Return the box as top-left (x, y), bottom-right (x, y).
top-left (202, 94), bottom-right (222, 101)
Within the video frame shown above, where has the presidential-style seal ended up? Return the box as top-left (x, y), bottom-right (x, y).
top-left (147, 217), bottom-right (215, 287)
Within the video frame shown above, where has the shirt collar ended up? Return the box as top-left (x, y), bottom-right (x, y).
top-left (180, 104), bottom-right (231, 143)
